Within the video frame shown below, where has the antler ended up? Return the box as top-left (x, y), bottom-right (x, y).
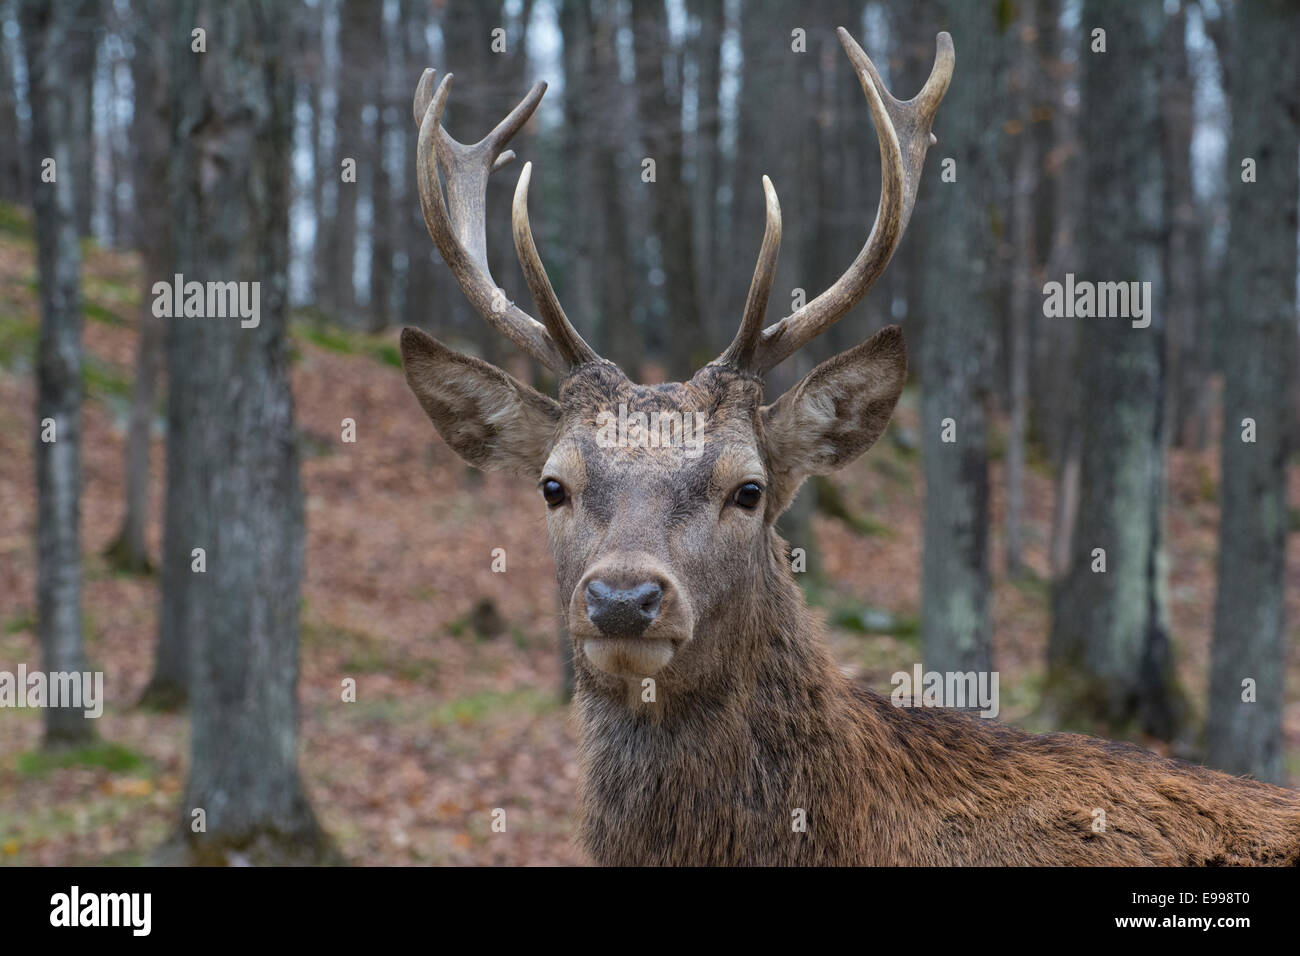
top-left (715, 28), bottom-right (954, 374)
top-left (512, 161), bottom-right (600, 367)
top-left (715, 175), bottom-right (782, 370)
top-left (412, 69), bottom-right (598, 373)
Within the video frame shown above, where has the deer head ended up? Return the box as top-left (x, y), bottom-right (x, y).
top-left (401, 28), bottom-right (953, 690)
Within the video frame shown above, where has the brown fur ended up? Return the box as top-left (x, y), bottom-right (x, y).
top-left (577, 580), bottom-right (1300, 865)
top-left (399, 324), bottom-right (1300, 866)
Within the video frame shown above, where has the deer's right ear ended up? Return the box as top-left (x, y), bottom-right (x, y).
top-left (760, 325), bottom-right (907, 511)
top-left (400, 327), bottom-right (561, 476)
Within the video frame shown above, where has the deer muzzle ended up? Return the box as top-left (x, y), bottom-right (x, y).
top-left (570, 560), bottom-right (692, 677)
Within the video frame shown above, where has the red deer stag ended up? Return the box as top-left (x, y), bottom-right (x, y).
top-left (398, 28), bottom-right (1300, 865)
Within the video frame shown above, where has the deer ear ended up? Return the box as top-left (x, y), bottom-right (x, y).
top-left (400, 327), bottom-right (561, 476)
top-left (760, 325), bottom-right (907, 511)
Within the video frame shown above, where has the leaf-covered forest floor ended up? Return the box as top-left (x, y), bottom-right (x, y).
top-left (1, 204), bottom-right (1298, 865)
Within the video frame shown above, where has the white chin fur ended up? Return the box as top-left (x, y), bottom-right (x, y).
top-left (583, 638), bottom-right (675, 677)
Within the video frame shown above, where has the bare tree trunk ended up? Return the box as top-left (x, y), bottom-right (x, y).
top-left (131, 2), bottom-right (182, 700)
top-left (687, 0), bottom-right (722, 341)
top-left (1048, 426), bottom-right (1080, 579)
top-left (1161, 1), bottom-right (1207, 451)
top-left (21, 0), bottom-right (95, 748)
top-left (153, 330), bottom-right (197, 707)
top-left (65, 0), bottom-right (98, 237)
top-left (1206, 0), bottom-right (1298, 785)
top-left (1005, 2), bottom-right (1038, 578)
top-left (160, 0), bottom-right (331, 865)
top-left (1293, 334), bottom-right (1300, 458)
top-left (99, 28), bottom-right (117, 243)
top-left (631, 0), bottom-right (699, 380)
top-left (0, 1), bottom-right (26, 204)
top-left (589, 3), bottom-right (640, 374)
top-left (726, 2), bottom-right (769, 348)
top-left (1029, 0), bottom-right (1081, 582)
top-left (1047, 0), bottom-right (1185, 741)
top-left (557, 0), bottom-right (600, 350)
top-left (918, 0), bottom-right (997, 676)
top-left (367, 5), bottom-right (396, 332)
top-left (1038, 0), bottom-right (1082, 582)
top-left (107, 0), bottom-right (170, 578)
top-left (325, 0), bottom-right (374, 326)
top-left (312, 0), bottom-right (337, 312)
top-left (400, 0), bottom-right (434, 332)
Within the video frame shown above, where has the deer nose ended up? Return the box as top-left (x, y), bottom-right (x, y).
top-left (584, 579), bottom-right (664, 638)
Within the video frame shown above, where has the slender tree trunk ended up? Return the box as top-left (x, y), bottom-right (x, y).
top-left (107, 1), bottom-right (170, 579)
top-left (100, 32), bottom-right (118, 244)
top-left (160, 0), bottom-right (330, 863)
top-left (326, 0), bottom-right (373, 326)
top-left (1049, 426), bottom-right (1080, 579)
top-left (367, 8), bottom-right (395, 333)
top-left (589, 4), bottom-right (640, 374)
top-left (312, 0), bottom-right (337, 313)
top-left (687, 0), bottom-right (722, 340)
top-left (113, 303), bottom-right (164, 575)
top-left (558, 0), bottom-right (600, 353)
top-left (1040, 0), bottom-right (1080, 581)
top-left (65, 0), bottom-right (98, 237)
top-left (0, 2), bottom-right (26, 204)
top-left (1005, 2), bottom-right (1038, 578)
top-left (1205, 0), bottom-right (1298, 785)
top-left (1161, 1), bottom-right (1206, 451)
top-left (1047, 0), bottom-right (1184, 741)
top-left (21, 0), bottom-right (95, 748)
top-left (138, 5), bottom-right (186, 700)
top-left (918, 0), bottom-right (997, 676)
top-left (1292, 335), bottom-right (1300, 458)
top-left (727, 2), bottom-right (769, 349)
top-left (631, 0), bottom-right (699, 379)
top-left (400, 0), bottom-right (434, 332)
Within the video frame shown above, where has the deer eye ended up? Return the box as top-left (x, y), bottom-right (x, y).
top-left (731, 482), bottom-right (763, 510)
top-left (540, 478), bottom-right (567, 508)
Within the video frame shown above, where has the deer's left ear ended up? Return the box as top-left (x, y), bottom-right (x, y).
top-left (760, 325), bottom-right (907, 512)
top-left (400, 327), bottom-right (561, 476)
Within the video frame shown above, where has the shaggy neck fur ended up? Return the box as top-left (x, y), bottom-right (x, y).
top-left (572, 531), bottom-right (1300, 866)
top-left (574, 525), bottom-right (863, 865)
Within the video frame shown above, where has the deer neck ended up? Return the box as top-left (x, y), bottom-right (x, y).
top-left (572, 530), bottom-right (885, 864)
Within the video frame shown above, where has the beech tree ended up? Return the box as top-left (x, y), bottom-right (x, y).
top-left (159, 0), bottom-right (331, 864)
top-left (20, 0), bottom-right (96, 748)
top-left (1206, 0), bottom-right (1299, 784)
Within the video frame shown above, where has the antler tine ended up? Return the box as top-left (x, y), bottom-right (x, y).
top-left (739, 30), bottom-right (953, 374)
top-left (715, 175), bottom-right (781, 371)
top-left (412, 69), bottom-right (573, 372)
top-left (412, 66), bottom-right (435, 129)
top-left (844, 28), bottom-right (953, 227)
top-left (512, 161), bottom-right (601, 367)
